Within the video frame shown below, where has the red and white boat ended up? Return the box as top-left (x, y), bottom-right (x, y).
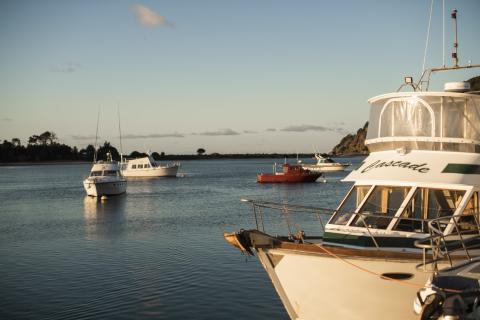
top-left (257, 163), bottom-right (323, 183)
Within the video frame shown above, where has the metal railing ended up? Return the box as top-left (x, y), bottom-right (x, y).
top-left (414, 211), bottom-right (480, 272)
top-left (241, 199), bottom-right (334, 241)
top-left (242, 199), bottom-right (480, 259)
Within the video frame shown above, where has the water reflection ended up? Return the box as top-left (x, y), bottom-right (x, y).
top-left (83, 195), bottom-right (127, 240)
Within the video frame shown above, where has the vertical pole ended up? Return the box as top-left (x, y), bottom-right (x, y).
top-left (94, 108), bottom-right (100, 163)
top-left (117, 105), bottom-right (123, 164)
top-left (452, 9), bottom-right (459, 67)
top-left (442, 0), bottom-right (445, 67)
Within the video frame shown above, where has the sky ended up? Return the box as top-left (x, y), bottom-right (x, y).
top-left (1, 0), bottom-right (479, 154)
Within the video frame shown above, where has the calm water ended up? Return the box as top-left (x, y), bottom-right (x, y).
top-left (0, 157), bottom-right (362, 319)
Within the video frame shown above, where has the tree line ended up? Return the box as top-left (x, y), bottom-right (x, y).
top-left (0, 131), bottom-right (126, 163)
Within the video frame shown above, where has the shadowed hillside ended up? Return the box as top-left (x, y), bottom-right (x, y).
top-left (330, 122), bottom-right (369, 156)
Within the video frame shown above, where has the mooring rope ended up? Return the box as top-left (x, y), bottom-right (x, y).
top-left (314, 243), bottom-right (463, 294)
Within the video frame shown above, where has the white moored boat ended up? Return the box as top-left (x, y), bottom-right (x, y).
top-left (224, 10), bottom-right (480, 319)
top-left (121, 153), bottom-right (179, 177)
top-left (301, 154), bottom-right (350, 172)
top-left (83, 152), bottom-right (127, 197)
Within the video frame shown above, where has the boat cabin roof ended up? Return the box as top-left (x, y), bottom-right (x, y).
top-left (344, 149), bottom-right (480, 187)
top-left (125, 156), bottom-right (156, 166)
top-left (91, 161), bottom-right (120, 171)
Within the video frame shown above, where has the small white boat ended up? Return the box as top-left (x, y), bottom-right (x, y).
top-left (83, 152), bottom-right (127, 197)
top-left (301, 154), bottom-right (350, 172)
top-left (121, 153), bottom-right (179, 177)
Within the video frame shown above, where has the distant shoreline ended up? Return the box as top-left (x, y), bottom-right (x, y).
top-left (0, 153), bottom-right (366, 166)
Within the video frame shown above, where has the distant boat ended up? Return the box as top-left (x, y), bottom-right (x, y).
top-left (83, 151), bottom-right (127, 197)
top-left (257, 163), bottom-right (323, 183)
top-left (121, 153), bottom-right (180, 177)
top-left (300, 154), bottom-right (350, 172)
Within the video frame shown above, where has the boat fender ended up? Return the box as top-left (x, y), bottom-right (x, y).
top-left (414, 286), bottom-right (443, 318)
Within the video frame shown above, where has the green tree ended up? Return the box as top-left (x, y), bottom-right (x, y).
top-left (11, 138), bottom-right (21, 147)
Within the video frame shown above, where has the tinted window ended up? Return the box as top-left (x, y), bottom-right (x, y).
top-left (353, 186), bottom-right (411, 229)
top-left (329, 186), bottom-right (371, 225)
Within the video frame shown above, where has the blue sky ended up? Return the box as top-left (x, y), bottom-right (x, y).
top-left (1, 0), bottom-right (479, 154)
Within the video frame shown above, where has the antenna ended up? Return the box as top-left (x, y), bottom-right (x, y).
top-left (422, 0), bottom-right (434, 72)
top-left (442, 0), bottom-right (445, 67)
top-left (451, 9), bottom-right (459, 67)
top-left (117, 105), bottom-right (123, 164)
top-left (94, 108), bottom-right (100, 163)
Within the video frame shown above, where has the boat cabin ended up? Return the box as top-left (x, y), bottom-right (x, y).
top-left (327, 184), bottom-right (479, 234)
top-left (89, 162), bottom-right (122, 178)
top-left (325, 88), bottom-right (480, 244)
top-left (122, 156), bottom-right (158, 170)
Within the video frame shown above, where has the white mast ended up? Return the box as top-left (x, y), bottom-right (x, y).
top-left (117, 105), bottom-right (123, 164)
top-left (93, 108), bottom-right (100, 163)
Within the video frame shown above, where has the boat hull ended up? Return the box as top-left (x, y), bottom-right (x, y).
top-left (257, 172), bottom-right (322, 183)
top-left (83, 179), bottom-right (127, 197)
top-left (256, 247), bottom-right (430, 320)
top-left (122, 165), bottom-right (179, 177)
top-left (301, 163), bottom-right (349, 172)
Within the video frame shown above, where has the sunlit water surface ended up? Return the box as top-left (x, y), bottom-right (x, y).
top-left (0, 157), bottom-right (363, 319)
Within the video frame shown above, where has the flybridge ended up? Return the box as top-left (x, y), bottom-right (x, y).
top-left (365, 92), bottom-right (480, 154)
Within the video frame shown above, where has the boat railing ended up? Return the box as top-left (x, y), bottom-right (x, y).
top-left (241, 199), bottom-right (431, 247)
top-left (414, 211), bottom-right (480, 272)
top-left (241, 199), bottom-right (334, 241)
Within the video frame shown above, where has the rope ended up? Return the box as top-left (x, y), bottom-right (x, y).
top-left (315, 244), bottom-right (463, 294)
top-left (422, 0), bottom-right (435, 73)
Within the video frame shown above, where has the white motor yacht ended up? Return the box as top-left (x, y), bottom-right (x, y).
top-left (224, 10), bottom-right (480, 319)
top-left (83, 152), bottom-right (127, 197)
top-left (121, 153), bottom-right (179, 177)
top-left (301, 154), bottom-right (350, 172)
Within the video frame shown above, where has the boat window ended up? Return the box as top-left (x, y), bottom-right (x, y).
top-left (352, 186), bottom-right (411, 229)
top-left (329, 186), bottom-right (371, 225)
top-left (456, 192), bottom-right (479, 232)
top-left (138, 164), bottom-right (143, 169)
top-left (145, 164), bottom-right (150, 168)
top-left (379, 98), bottom-right (433, 138)
top-left (104, 170), bottom-right (117, 176)
top-left (394, 188), bottom-right (466, 232)
top-left (90, 171), bottom-right (102, 176)
top-left (132, 164), bottom-right (137, 169)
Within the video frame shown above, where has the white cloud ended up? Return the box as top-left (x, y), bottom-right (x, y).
top-left (132, 4), bottom-right (174, 28)
top-left (281, 125), bottom-right (329, 132)
top-left (70, 134), bottom-right (99, 140)
top-left (50, 61), bottom-right (82, 73)
top-left (198, 128), bottom-right (240, 136)
top-left (122, 133), bottom-right (184, 139)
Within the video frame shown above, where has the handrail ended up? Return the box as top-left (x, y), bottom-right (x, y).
top-left (242, 199), bottom-right (480, 264)
top-left (242, 198), bottom-right (439, 249)
top-left (414, 211), bottom-right (480, 272)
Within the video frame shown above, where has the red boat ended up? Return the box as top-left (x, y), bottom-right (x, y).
top-left (257, 163), bottom-right (323, 183)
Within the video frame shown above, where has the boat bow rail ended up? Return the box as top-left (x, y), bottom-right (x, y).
top-left (415, 211), bottom-right (480, 271)
top-left (234, 199), bottom-right (451, 251)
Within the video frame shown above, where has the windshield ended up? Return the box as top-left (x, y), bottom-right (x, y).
top-left (352, 186), bottom-right (411, 229)
top-left (329, 185), bottom-right (371, 225)
top-left (394, 188), bottom-right (466, 232)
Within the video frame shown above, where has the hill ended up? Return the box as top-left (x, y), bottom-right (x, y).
top-left (330, 122), bottom-right (369, 156)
